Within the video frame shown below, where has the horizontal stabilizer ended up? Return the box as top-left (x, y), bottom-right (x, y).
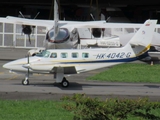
top-left (130, 41), bottom-right (146, 46)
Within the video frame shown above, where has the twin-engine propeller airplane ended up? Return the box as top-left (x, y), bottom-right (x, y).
top-left (3, 20), bottom-right (157, 87)
top-left (4, 0), bottom-right (80, 49)
top-left (4, 0), bottom-right (108, 50)
top-left (3, 0), bottom-right (160, 54)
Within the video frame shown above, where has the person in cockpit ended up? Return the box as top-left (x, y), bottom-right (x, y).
top-left (50, 53), bottom-right (57, 58)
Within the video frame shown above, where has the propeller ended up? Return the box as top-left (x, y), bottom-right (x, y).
top-left (27, 54), bottom-right (30, 79)
top-left (19, 11), bottom-right (40, 44)
top-left (22, 25), bottom-right (32, 44)
top-left (90, 13), bottom-right (103, 38)
top-left (22, 54), bottom-right (30, 85)
top-left (22, 54), bottom-right (30, 75)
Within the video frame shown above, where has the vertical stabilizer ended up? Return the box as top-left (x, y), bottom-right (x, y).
top-left (53, 0), bottom-right (59, 40)
top-left (129, 20), bottom-right (157, 47)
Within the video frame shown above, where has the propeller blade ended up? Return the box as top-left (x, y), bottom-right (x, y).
top-left (28, 34), bottom-right (31, 44)
top-left (27, 54), bottom-right (30, 78)
top-left (90, 13), bottom-right (95, 21)
top-left (33, 12), bottom-right (40, 19)
top-left (19, 11), bottom-right (25, 18)
top-left (27, 54), bottom-right (29, 64)
top-left (106, 16), bottom-right (111, 22)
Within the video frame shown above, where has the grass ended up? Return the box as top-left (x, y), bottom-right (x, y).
top-left (0, 100), bottom-right (74, 120)
top-left (87, 63), bottom-right (160, 83)
top-left (0, 99), bottom-right (159, 120)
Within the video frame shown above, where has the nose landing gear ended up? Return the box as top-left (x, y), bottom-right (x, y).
top-left (22, 77), bottom-right (29, 85)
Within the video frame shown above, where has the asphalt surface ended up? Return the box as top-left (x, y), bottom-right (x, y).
top-left (0, 47), bottom-right (160, 101)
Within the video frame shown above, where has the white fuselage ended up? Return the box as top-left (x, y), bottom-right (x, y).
top-left (3, 19), bottom-right (157, 76)
top-left (3, 45), bottom-right (148, 75)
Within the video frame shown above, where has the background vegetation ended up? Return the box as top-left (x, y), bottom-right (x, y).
top-left (87, 63), bottom-right (160, 83)
top-left (62, 94), bottom-right (160, 120)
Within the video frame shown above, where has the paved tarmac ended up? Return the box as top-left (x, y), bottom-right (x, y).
top-left (0, 47), bottom-right (160, 101)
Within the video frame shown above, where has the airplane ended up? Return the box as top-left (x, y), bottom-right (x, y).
top-left (2, 0), bottom-right (160, 62)
top-left (0, 0), bottom-right (146, 53)
top-left (3, 0), bottom-right (108, 51)
top-left (4, 12), bottom-right (160, 54)
top-left (6, 0), bottom-right (80, 49)
top-left (3, 19), bottom-right (157, 87)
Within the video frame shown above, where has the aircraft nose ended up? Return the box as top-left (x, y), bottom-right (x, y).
top-left (3, 62), bottom-right (12, 69)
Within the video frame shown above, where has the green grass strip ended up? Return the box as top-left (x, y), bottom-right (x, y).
top-left (0, 100), bottom-right (73, 120)
top-left (0, 97), bottom-right (160, 120)
top-left (87, 63), bottom-right (160, 83)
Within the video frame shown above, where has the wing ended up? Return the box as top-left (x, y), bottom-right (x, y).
top-left (60, 21), bottom-right (142, 29)
top-left (6, 16), bottom-right (53, 30)
top-left (52, 62), bottom-right (90, 74)
top-left (5, 16), bottom-right (143, 29)
top-left (53, 65), bottom-right (77, 74)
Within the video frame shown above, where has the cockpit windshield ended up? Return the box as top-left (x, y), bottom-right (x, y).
top-left (35, 50), bottom-right (50, 58)
top-left (48, 28), bottom-right (69, 43)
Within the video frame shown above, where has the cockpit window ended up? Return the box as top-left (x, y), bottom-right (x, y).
top-left (35, 50), bottom-right (50, 58)
top-left (50, 53), bottom-right (57, 58)
top-left (49, 31), bottom-right (54, 38)
top-left (48, 28), bottom-right (69, 43)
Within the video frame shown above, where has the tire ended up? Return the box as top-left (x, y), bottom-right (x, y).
top-left (22, 79), bottom-right (29, 85)
top-left (61, 79), bottom-right (69, 87)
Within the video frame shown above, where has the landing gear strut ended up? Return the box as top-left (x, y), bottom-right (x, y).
top-left (61, 77), bottom-right (69, 87)
top-left (22, 54), bottom-right (30, 86)
top-left (22, 78), bottom-right (29, 85)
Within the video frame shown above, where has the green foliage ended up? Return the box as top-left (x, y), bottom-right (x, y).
top-left (87, 63), bottom-right (160, 83)
top-left (62, 94), bottom-right (160, 120)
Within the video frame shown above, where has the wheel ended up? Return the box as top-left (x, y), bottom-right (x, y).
top-left (22, 78), bottom-right (29, 85)
top-left (61, 79), bottom-right (69, 87)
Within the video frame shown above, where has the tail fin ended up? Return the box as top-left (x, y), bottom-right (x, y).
top-left (128, 20), bottom-right (157, 47)
top-left (53, 0), bottom-right (59, 40)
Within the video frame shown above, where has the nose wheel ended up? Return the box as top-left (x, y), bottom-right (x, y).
top-left (22, 78), bottom-right (29, 85)
top-left (61, 77), bottom-right (69, 87)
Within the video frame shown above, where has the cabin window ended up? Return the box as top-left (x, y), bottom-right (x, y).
top-left (72, 52), bottom-right (78, 58)
top-left (82, 53), bottom-right (89, 58)
top-left (61, 53), bottom-right (68, 58)
top-left (50, 53), bottom-right (57, 58)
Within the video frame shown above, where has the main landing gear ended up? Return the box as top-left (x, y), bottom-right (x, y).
top-left (61, 77), bottom-right (69, 87)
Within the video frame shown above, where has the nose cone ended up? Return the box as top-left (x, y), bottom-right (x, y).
top-left (3, 60), bottom-right (22, 70)
top-left (3, 57), bottom-right (41, 72)
top-left (3, 62), bottom-right (12, 69)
